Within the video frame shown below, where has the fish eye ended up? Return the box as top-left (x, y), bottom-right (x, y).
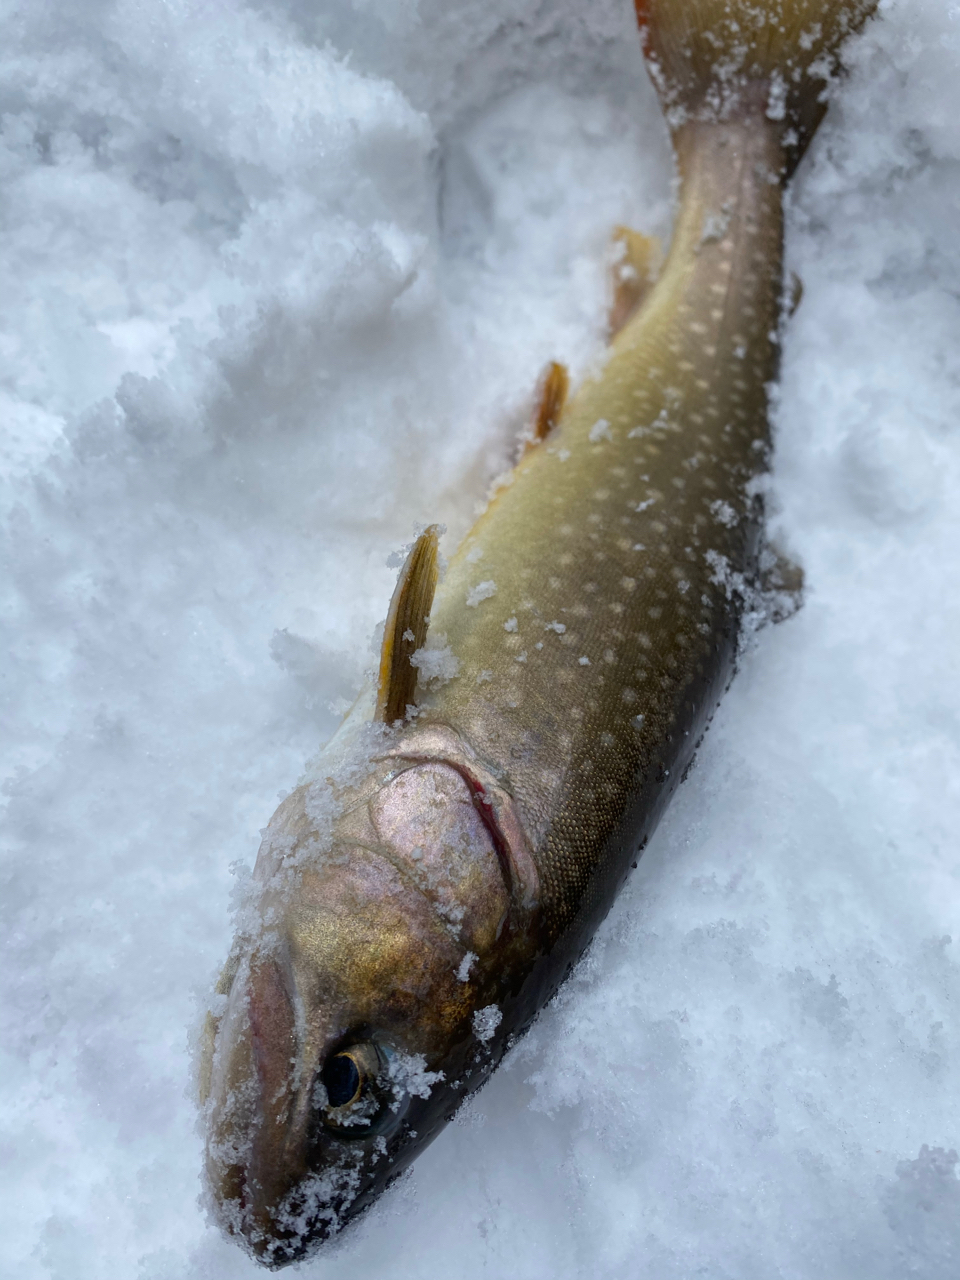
top-left (323, 1052), bottom-right (362, 1108)
top-left (319, 1041), bottom-right (390, 1136)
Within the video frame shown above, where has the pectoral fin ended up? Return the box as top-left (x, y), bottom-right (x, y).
top-left (609, 226), bottom-right (661, 337)
top-left (759, 540), bottom-right (804, 625)
top-left (376, 526), bottom-right (440, 724)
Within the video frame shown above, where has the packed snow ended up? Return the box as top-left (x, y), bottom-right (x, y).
top-left (3, 0), bottom-right (960, 1276)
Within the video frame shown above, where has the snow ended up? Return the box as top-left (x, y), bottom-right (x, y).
top-left (472, 1004), bottom-right (503, 1045)
top-left (409, 637), bottom-right (461, 685)
top-left (2, 0), bottom-right (960, 1276)
top-left (465, 579), bottom-right (497, 606)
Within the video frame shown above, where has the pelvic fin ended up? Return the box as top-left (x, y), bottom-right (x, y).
top-left (609, 226), bottom-right (661, 337)
top-left (522, 361), bottom-right (569, 456)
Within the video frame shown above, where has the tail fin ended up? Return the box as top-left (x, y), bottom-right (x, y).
top-left (634, 0), bottom-right (877, 172)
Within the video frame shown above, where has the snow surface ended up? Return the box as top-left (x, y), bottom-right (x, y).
top-left (3, 0), bottom-right (960, 1276)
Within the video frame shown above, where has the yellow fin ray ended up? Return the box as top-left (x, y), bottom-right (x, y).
top-left (376, 526), bottom-right (440, 724)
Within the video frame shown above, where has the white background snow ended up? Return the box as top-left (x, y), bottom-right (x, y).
top-left (3, 0), bottom-right (960, 1275)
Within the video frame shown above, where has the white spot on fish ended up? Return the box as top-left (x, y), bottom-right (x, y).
top-left (589, 418), bottom-right (613, 444)
top-left (579, 655), bottom-right (591, 666)
top-left (456, 952), bottom-right (477, 982)
top-left (545, 621), bottom-right (566, 634)
top-left (504, 617), bottom-right (518, 632)
top-left (402, 629), bottom-right (415, 642)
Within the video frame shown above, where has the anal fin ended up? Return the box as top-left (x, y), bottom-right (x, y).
top-left (759, 540), bottom-right (804, 625)
top-left (787, 271), bottom-right (804, 318)
top-left (609, 226), bottom-right (661, 337)
top-left (376, 526), bottom-right (440, 724)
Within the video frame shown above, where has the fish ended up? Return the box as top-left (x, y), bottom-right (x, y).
top-left (200, 0), bottom-right (877, 1265)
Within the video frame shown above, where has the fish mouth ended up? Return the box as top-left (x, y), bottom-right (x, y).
top-left (374, 721), bottom-right (540, 928)
top-left (232, 1142), bottom-right (384, 1269)
top-left (223, 1166), bottom-right (363, 1269)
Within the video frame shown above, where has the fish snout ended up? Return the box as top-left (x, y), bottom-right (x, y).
top-left (205, 949), bottom-right (413, 1265)
top-left (203, 949), bottom-right (309, 1261)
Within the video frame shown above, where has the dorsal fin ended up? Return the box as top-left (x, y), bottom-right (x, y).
top-left (521, 361), bottom-right (569, 456)
top-left (376, 526), bottom-right (440, 724)
top-left (608, 226), bottom-right (661, 337)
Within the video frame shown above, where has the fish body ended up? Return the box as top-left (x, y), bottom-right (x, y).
top-left (201, 0), bottom-right (877, 1265)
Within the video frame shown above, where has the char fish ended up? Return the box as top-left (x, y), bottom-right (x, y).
top-left (200, 0), bottom-right (877, 1264)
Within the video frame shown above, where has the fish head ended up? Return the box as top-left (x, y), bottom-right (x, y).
top-left (201, 727), bottom-right (539, 1266)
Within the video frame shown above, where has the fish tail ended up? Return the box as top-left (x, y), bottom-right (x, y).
top-left (634, 0), bottom-right (877, 172)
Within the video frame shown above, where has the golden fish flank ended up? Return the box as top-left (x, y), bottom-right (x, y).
top-left (200, 0), bottom-right (879, 1266)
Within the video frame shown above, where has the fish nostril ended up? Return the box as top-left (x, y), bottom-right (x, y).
top-left (322, 1053), bottom-right (362, 1107)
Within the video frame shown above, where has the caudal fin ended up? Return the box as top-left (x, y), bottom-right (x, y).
top-left (635, 0), bottom-right (877, 171)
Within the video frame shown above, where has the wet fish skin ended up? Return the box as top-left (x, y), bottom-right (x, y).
top-left (201, 0), bottom-right (877, 1265)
